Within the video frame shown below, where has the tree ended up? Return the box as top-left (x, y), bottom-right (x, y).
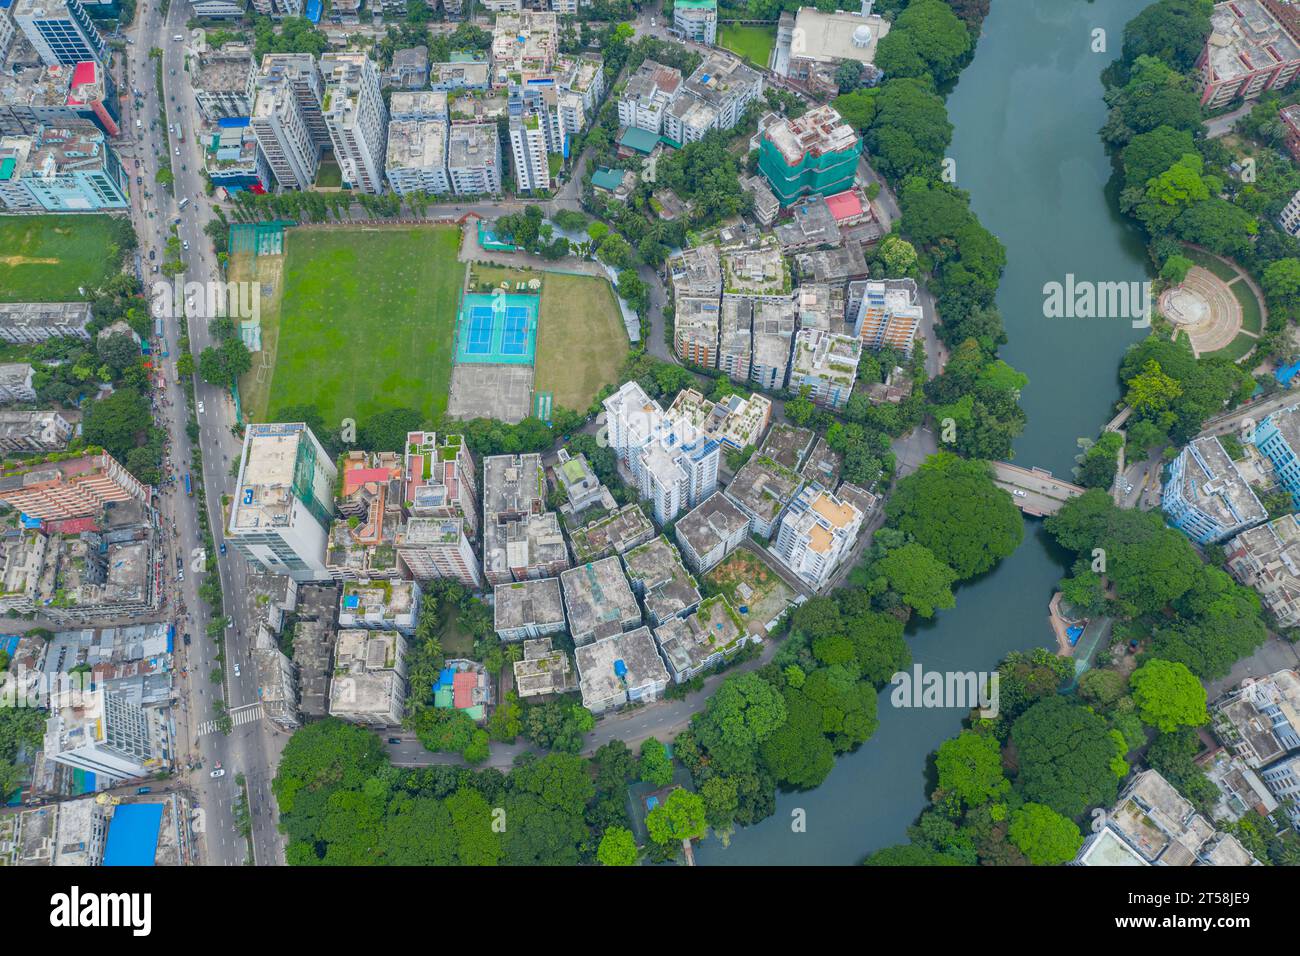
top-left (645, 788), bottom-right (707, 846)
top-left (864, 844), bottom-right (967, 866)
top-left (1119, 0), bottom-right (1214, 75)
top-left (885, 452), bottom-right (1023, 579)
top-left (1011, 697), bottom-right (1123, 818)
top-left (1008, 803), bottom-right (1084, 865)
top-left (597, 826), bottom-right (638, 865)
top-left (871, 542), bottom-right (956, 618)
top-left (863, 79), bottom-right (952, 180)
top-left (934, 731), bottom-right (1010, 808)
top-left (639, 737), bottom-right (674, 787)
top-left (874, 0), bottom-right (971, 85)
top-left (82, 387), bottom-right (151, 462)
top-left (1130, 659), bottom-right (1209, 732)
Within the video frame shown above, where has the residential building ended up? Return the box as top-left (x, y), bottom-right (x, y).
top-left (1225, 514), bottom-right (1300, 627)
top-left (326, 449), bottom-right (402, 580)
top-left (574, 625), bottom-right (668, 714)
top-left (327, 629), bottom-right (408, 728)
top-left (567, 503), bottom-right (656, 564)
top-left (228, 422), bottom-right (338, 582)
top-left (654, 594), bottom-right (753, 683)
top-left (773, 483), bottom-right (862, 590)
top-left (667, 243), bottom-right (721, 299)
top-left (404, 430), bottom-right (478, 533)
top-left (482, 453), bottom-right (568, 584)
top-left (338, 579), bottom-right (421, 634)
top-left (509, 111), bottom-right (550, 192)
top-left (1254, 405), bottom-right (1300, 506)
top-left (789, 329), bottom-right (861, 411)
top-left (725, 454), bottom-right (803, 540)
top-left (1199, 747), bottom-right (1279, 823)
top-left (387, 45), bottom-right (430, 90)
top-left (743, 174), bottom-right (779, 227)
top-left (494, 577), bottom-right (565, 641)
top-left (1162, 436), bottom-right (1267, 544)
top-left (750, 297), bottom-right (797, 391)
top-left (1211, 669), bottom-right (1300, 768)
top-left (560, 556), bottom-right (641, 645)
top-left (252, 621), bottom-right (300, 732)
top-left (800, 436), bottom-right (843, 489)
top-left (11, 120), bottom-right (127, 210)
top-left (773, 195), bottom-right (842, 252)
top-left (793, 281), bottom-right (841, 332)
top-left (551, 448), bottom-right (612, 518)
top-left (43, 686), bottom-right (170, 782)
top-left (0, 450), bottom-right (146, 519)
top-left (718, 297), bottom-right (753, 381)
top-left (557, 53), bottom-right (605, 132)
top-left (0, 9), bottom-right (15, 64)
top-left (761, 421), bottom-right (816, 471)
top-left (192, 45), bottom-right (255, 123)
top-left (250, 54), bottom-right (327, 191)
top-left (1195, 0), bottom-right (1300, 109)
top-left (1259, 752), bottom-right (1300, 827)
top-left (0, 362), bottom-right (34, 403)
top-left (385, 118), bottom-right (450, 196)
top-left (617, 59), bottom-right (682, 134)
top-left (489, 11), bottom-right (558, 87)
top-left (320, 53), bottom-right (388, 194)
top-left (851, 278), bottom-right (923, 355)
top-left (775, 6), bottom-right (890, 94)
top-left (663, 51), bottom-right (762, 145)
top-left (673, 0), bottom-right (717, 45)
top-left (623, 534), bottom-right (701, 626)
top-left (602, 380), bottom-right (720, 524)
top-left (796, 243), bottom-right (870, 288)
top-left (0, 63), bottom-right (119, 140)
top-left (1281, 187), bottom-right (1300, 238)
top-left (12, 0), bottom-right (105, 66)
top-left (447, 121), bottom-right (501, 194)
top-left (0, 409), bottom-right (73, 452)
top-left (758, 104), bottom-right (860, 206)
top-left (395, 517), bottom-right (481, 588)
top-left (674, 296), bottom-right (721, 366)
top-left (674, 491), bottom-right (751, 573)
top-left (388, 90), bottom-right (449, 123)
top-left (202, 121), bottom-right (271, 194)
top-left (430, 59), bottom-right (490, 93)
top-left (721, 237), bottom-right (791, 300)
top-left (667, 388), bottom-right (771, 452)
top-left (0, 137), bottom-right (38, 210)
top-left (512, 636), bottom-right (574, 697)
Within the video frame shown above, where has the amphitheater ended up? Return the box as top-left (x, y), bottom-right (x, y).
top-left (1158, 265), bottom-right (1244, 356)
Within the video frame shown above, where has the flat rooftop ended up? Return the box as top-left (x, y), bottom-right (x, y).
top-left (726, 455), bottom-right (803, 523)
top-left (722, 240), bottom-right (790, 297)
top-left (790, 8), bottom-right (891, 66)
top-left (676, 492), bottom-right (750, 556)
top-left (193, 47), bottom-right (254, 93)
top-left (654, 594), bottom-right (747, 675)
top-left (231, 424), bottom-right (310, 531)
top-left (448, 122), bottom-right (499, 169)
top-left (568, 503), bottom-right (656, 563)
top-left (1204, 0), bottom-right (1300, 87)
top-left (575, 625), bottom-right (668, 705)
top-left (1172, 436), bottom-right (1266, 532)
top-left (385, 118), bottom-right (446, 170)
top-left (494, 577), bottom-right (564, 632)
top-left (623, 535), bottom-right (701, 622)
top-left (760, 422), bottom-right (815, 471)
top-left (561, 556), bottom-right (640, 641)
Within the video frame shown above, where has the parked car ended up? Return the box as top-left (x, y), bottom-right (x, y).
top-left (387, 738), bottom-right (402, 745)
top-left (183, 633), bottom-right (192, 646)
top-left (209, 768), bottom-right (225, 779)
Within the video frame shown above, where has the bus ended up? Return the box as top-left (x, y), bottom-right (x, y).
top-left (184, 474), bottom-right (192, 497)
top-left (175, 124), bottom-right (184, 144)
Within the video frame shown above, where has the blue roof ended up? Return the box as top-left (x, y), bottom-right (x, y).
top-left (305, 0), bottom-right (322, 21)
top-left (343, 594), bottom-right (360, 609)
top-left (1277, 360), bottom-right (1300, 387)
top-left (19, 514), bottom-right (41, 529)
top-left (103, 803), bottom-right (164, 866)
top-left (435, 666), bottom-right (456, 691)
top-left (0, 635), bottom-right (19, 658)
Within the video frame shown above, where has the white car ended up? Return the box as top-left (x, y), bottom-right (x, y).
top-left (182, 239), bottom-right (189, 250)
top-left (1014, 489), bottom-right (1027, 497)
top-left (196, 401), bottom-right (204, 414)
top-left (209, 768), bottom-right (225, 778)
top-left (233, 664), bottom-right (241, 678)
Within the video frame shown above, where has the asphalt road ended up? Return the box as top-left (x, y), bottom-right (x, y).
top-left (120, 3), bottom-right (286, 866)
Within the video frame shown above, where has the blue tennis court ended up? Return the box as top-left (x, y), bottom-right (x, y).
top-left (455, 292), bottom-right (539, 365)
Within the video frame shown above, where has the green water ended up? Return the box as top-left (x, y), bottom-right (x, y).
top-left (695, 0), bottom-right (1152, 865)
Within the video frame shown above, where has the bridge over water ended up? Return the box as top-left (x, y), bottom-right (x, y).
top-left (991, 462), bottom-right (1086, 517)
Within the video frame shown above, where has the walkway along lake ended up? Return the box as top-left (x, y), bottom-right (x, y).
top-left (696, 0), bottom-right (1153, 865)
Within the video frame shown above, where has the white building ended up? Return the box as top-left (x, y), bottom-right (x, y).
top-left (447, 122), bottom-right (501, 195)
top-left (509, 113), bottom-right (550, 192)
top-left (673, 0), bottom-right (718, 45)
top-left (250, 55), bottom-right (326, 191)
top-left (617, 59), bottom-right (682, 134)
top-left (328, 629), bottom-right (408, 728)
top-left (772, 484), bottom-right (862, 590)
top-left (320, 53), bottom-right (388, 195)
top-left (574, 626), bottom-right (669, 714)
top-left (385, 118), bottom-right (450, 196)
top-left (789, 329), bottom-right (861, 411)
top-left (1280, 188), bottom-right (1300, 238)
top-left (674, 491), bottom-right (751, 573)
top-left (228, 422), bottom-right (337, 582)
top-left (11, 0), bottom-right (106, 66)
top-left (43, 686), bottom-right (170, 782)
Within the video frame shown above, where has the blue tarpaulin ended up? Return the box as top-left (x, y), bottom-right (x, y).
top-left (0, 635), bottom-right (19, 657)
top-left (1277, 360), bottom-right (1300, 387)
top-left (343, 594), bottom-right (360, 609)
top-left (435, 667), bottom-right (456, 691)
top-left (217, 116), bottom-right (250, 128)
top-left (103, 803), bottom-right (164, 866)
top-left (18, 514), bottom-right (41, 529)
top-left (305, 0), bottom-right (321, 21)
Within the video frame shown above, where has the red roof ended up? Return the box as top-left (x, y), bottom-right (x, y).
top-left (344, 467), bottom-right (393, 496)
top-left (824, 189), bottom-right (863, 222)
top-left (453, 672), bottom-right (476, 709)
top-left (45, 517), bottom-right (98, 535)
top-left (66, 61), bottom-right (97, 105)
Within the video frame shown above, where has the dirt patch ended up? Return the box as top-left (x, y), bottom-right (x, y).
top-left (0, 256), bottom-right (60, 267)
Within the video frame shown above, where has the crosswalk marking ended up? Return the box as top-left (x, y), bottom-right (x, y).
top-left (196, 703), bottom-right (263, 737)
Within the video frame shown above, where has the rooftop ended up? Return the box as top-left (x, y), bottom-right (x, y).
top-left (760, 422), bottom-right (815, 471)
top-left (568, 503), bottom-right (656, 564)
top-left (575, 625), bottom-right (669, 706)
top-left (654, 594), bottom-right (747, 675)
top-left (722, 238), bottom-right (791, 297)
top-left (675, 492), bottom-right (751, 557)
top-left (512, 637), bottom-right (574, 697)
top-left (791, 328), bottom-right (862, 387)
top-left (726, 454), bottom-right (803, 523)
top-left (1212, 668), bottom-right (1300, 767)
top-left (789, 8), bottom-right (891, 66)
top-left (623, 535), bottom-right (701, 622)
top-left (764, 104), bottom-right (860, 166)
top-left (447, 122), bottom-right (499, 169)
top-left (328, 629), bottom-right (406, 720)
top-left (1204, 0), bottom-right (1300, 88)
top-left (1170, 436), bottom-right (1267, 534)
top-left (385, 118), bottom-right (446, 170)
top-left (667, 243), bottom-right (722, 298)
top-left (493, 577), bottom-right (564, 632)
top-left (794, 242), bottom-right (870, 285)
top-left (774, 196), bottom-right (842, 250)
top-left (561, 556), bottom-right (640, 642)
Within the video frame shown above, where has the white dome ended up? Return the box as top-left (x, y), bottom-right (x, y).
top-left (852, 24), bottom-right (873, 48)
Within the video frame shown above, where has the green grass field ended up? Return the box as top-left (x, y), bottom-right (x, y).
top-left (254, 226), bottom-right (463, 426)
top-left (534, 273), bottom-right (630, 412)
top-left (0, 215), bottom-right (126, 302)
top-left (719, 24), bottom-right (776, 68)
top-left (1182, 246), bottom-right (1240, 283)
top-left (1230, 279), bottom-right (1264, 333)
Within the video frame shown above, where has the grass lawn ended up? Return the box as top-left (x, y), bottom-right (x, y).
top-left (251, 225), bottom-right (463, 426)
top-left (704, 548), bottom-right (795, 637)
top-left (1217, 332), bottom-right (1259, 363)
top-left (230, 250), bottom-right (284, 424)
top-left (1230, 279), bottom-right (1264, 333)
top-left (465, 262), bottom-right (628, 412)
top-left (719, 24), bottom-right (776, 68)
top-left (1182, 246), bottom-right (1240, 283)
top-left (439, 604), bottom-right (476, 659)
top-left (314, 159), bottom-right (343, 189)
top-left (0, 215), bottom-right (125, 302)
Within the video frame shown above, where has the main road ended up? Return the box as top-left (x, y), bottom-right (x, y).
top-left (121, 1), bottom-right (286, 866)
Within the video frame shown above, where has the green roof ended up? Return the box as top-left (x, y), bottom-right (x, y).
top-left (592, 166), bottom-right (625, 191)
top-left (0, 158), bottom-right (13, 181)
top-left (674, 0), bottom-right (717, 8)
top-left (618, 126), bottom-right (660, 154)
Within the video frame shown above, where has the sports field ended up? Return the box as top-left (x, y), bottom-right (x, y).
top-left (719, 24), bottom-right (776, 68)
top-left (249, 226), bottom-right (462, 426)
top-left (0, 215), bottom-right (126, 301)
top-left (534, 273), bottom-right (630, 412)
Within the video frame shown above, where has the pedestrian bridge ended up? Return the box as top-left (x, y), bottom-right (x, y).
top-left (991, 462), bottom-right (1086, 517)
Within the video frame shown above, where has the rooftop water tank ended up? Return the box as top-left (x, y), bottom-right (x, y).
top-left (852, 24), bottom-right (873, 48)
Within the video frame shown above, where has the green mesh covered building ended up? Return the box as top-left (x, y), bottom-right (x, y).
top-left (758, 104), bottom-right (861, 206)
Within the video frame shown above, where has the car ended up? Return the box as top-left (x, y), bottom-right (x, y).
top-left (174, 146), bottom-right (179, 155)
top-left (387, 738), bottom-right (402, 745)
top-left (233, 664), bottom-right (241, 678)
top-left (148, 249), bottom-right (156, 260)
top-left (209, 768), bottom-right (225, 779)
top-left (226, 618), bottom-right (234, 629)
top-left (136, 176), bottom-right (142, 185)
top-left (219, 543), bottom-right (227, 555)
top-left (137, 787), bottom-right (152, 794)
top-left (167, 123), bottom-right (173, 133)
top-left (197, 401), bottom-right (204, 414)
top-left (1014, 489), bottom-right (1027, 497)
top-left (182, 239), bottom-right (189, 250)
top-left (183, 633), bottom-right (192, 646)
top-left (176, 557), bottom-right (182, 570)
top-left (177, 568), bottom-right (184, 582)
